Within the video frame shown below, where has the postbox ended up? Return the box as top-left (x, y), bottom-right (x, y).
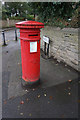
top-left (15, 21), bottom-right (44, 85)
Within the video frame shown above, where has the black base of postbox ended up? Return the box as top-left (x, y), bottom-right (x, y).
top-left (21, 78), bottom-right (40, 89)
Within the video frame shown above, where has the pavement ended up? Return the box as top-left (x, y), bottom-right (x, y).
top-left (2, 29), bottom-right (79, 119)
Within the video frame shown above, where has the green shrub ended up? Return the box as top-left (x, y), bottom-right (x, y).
top-left (9, 16), bottom-right (25, 20)
top-left (26, 15), bottom-right (34, 20)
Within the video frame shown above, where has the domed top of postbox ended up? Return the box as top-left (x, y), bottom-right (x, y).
top-left (16, 21), bottom-right (44, 29)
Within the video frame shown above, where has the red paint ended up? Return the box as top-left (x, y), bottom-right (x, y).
top-left (16, 21), bottom-right (44, 83)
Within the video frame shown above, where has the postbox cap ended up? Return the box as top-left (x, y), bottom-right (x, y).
top-left (16, 20), bottom-right (44, 29)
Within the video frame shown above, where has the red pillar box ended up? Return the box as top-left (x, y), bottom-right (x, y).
top-left (15, 21), bottom-right (44, 86)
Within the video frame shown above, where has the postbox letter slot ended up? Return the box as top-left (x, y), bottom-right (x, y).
top-left (29, 34), bottom-right (38, 36)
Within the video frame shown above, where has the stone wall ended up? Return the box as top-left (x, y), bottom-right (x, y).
top-left (40, 26), bottom-right (79, 71)
top-left (2, 20), bottom-right (21, 28)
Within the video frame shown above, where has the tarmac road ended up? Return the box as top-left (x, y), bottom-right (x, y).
top-left (1, 28), bottom-right (20, 46)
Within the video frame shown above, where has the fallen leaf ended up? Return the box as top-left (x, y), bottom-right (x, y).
top-left (25, 89), bottom-right (29, 92)
top-left (9, 96), bottom-right (14, 100)
top-left (49, 96), bottom-right (53, 100)
top-left (68, 92), bottom-right (71, 95)
top-left (29, 113), bottom-right (32, 116)
top-left (65, 64), bottom-right (67, 66)
top-left (68, 87), bottom-right (71, 90)
top-left (20, 113), bottom-right (23, 116)
top-left (44, 94), bottom-right (47, 97)
top-left (78, 100), bottom-right (80, 103)
top-left (33, 88), bottom-right (35, 91)
top-left (4, 100), bottom-right (7, 104)
top-left (26, 98), bottom-right (29, 102)
top-left (17, 106), bottom-right (20, 110)
top-left (20, 101), bottom-right (24, 104)
top-left (17, 105), bottom-right (20, 108)
top-left (48, 101), bottom-right (50, 104)
top-left (37, 95), bottom-right (40, 98)
top-left (18, 63), bottom-right (20, 65)
top-left (61, 114), bottom-right (64, 118)
top-left (68, 80), bottom-right (72, 82)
